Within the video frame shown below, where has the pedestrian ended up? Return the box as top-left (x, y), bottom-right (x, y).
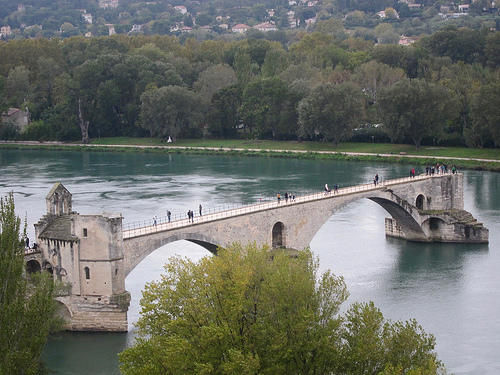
top-left (199, 204), bottom-right (202, 216)
top-left (292, 193), bottom-right (295, 202)
top-left (187, 210), bottom-right (191, 222)
top-left (334, 183), bottom-right (338, 193)
top-left (153, 214), bottom-right (158, 226)
top-left (167, 210), bottom-right (171, 222)
top-left (277, 192), bottom-right (281, 203)
top-left (191, 210), bottom-right (194, 223)
top-left (375, 174), bottom-right (379, 185)
top-left (324, 183), bottom-right (329, 195)
top-left (284, 192), bottom-right (288, 203)
top-left (25, 236), bottom-right (29, 248)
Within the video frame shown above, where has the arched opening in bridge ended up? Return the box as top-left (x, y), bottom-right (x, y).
top-left (55, 301), bottom-right (72, 328)
top-left (26, 259), bottom-right (41, 274)
top-left (429, 218), bottom-right (441, 231)
top-left (125, 240), bottom-right (211, 330)
top-left (416, 194), bottom-right (425, 210)
top-left (272, 222), bottom-right (285, 248)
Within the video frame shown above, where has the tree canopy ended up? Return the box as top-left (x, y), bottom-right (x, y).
top-left (119, 243), bottom-right (445, 375)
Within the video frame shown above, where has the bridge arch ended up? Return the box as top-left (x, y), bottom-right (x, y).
top-left (368, 196), bottom-right (426, 240)
top-left (124, 232), bottom-right (221, 277)
top-left (26, 259), bottom-right (41, 274)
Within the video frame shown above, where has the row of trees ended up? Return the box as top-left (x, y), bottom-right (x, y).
top-left (1, 28), bottom-right (500, 148)
top-left (119, 243), bottom-right (445, 374)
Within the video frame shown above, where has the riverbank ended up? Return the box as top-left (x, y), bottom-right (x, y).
top-left (1, 139), bottom-right (500, 171)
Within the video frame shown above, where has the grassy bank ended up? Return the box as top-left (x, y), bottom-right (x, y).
top-left (1, 138), bottom-right (500, 171)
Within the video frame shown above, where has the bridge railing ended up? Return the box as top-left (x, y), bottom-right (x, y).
top-left (122, 173), bottom-right (441, 239)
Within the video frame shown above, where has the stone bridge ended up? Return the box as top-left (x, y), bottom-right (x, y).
top-left (122, 172), bottom-right (487, 277)
top-left (26, 173), bottom-right (488, 332)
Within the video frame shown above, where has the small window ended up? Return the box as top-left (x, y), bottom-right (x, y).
top-left (83, 228), bottom-right (88, 237)
top-left (84, 267), bottom-right (90, 280)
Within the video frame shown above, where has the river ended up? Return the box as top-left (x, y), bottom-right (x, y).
top-left (1, 149), bottom-right (499, 374)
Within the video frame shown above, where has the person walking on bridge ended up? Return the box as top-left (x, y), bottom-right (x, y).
top-left (199, 204), bottom-right (202, 216)
top-left (167, 210), bottom-right (171, 222)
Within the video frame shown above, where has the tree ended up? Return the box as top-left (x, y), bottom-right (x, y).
top-left (353, 60), bottom-right (405, 104)
top-left (206, 84), bottom-right (243, 138)
top-left (240, 77), bottom-right (298, 139)
top-left (119, 243), bottom-right (445, 375)
top-left (5, 66), bottom-right (31, 117)
top-left (377, 79), bottom-right (458, 149)
top-left (298, 82), bottom-right (365, 146)
top-left (139, 85), bottom-right (201, 140)
top-left (0, 192), bottom-right (60, 374)
top-left (469, 81), bottom-right (500, 147)
top-left (193, 64), bottom-right (238, 105)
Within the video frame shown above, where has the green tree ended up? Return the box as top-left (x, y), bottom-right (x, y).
top-left (193, 64), bottom-right (238, 105)
top-left (119, 243), bottom-right (445, 375)
top-left (469, 81), bottom-right (500, 147)
top-left (139, 85), bottom-right (201, 140)
top-left (298, 82), bottom-right (365, 146)
top-left (5, 65), bottom-right (31, 114)
top-left (353, 60), bottom-right (405, 104)
top-left (377, 79), bottom-right (458, 149)
top-left (0, 192), bottom-right (60, 374)
top-left (240, 77), bottom-right (298, 139)
top-left (206, 84), bottom-right (243, 138)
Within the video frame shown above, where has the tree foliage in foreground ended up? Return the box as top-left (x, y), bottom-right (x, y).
top-left (119, 243), bottom-right (445, 375)
top-left (0, 192), bottom-right (60, 375)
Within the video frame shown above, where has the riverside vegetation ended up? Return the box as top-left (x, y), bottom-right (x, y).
top-left (2, 26), bottom-right (500, 151)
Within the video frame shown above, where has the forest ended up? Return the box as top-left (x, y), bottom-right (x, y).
top-left (1, 23), bottom-right (500, 149)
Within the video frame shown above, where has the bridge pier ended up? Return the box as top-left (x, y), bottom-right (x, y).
top-left (385, 210), bottom-right (489, 243)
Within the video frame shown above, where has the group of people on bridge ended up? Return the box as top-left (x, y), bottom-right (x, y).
top-left (276, 191), bottom-right (295, 203)
top-left (425, 164), bottom-right (457, 175)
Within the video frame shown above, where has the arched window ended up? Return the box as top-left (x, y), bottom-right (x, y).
top-left (416, 194), bottom-right (425, 210)
top-left (272, 222), bottom-right (285, 248)
top-left (84, 267), bottom-right (90, 280)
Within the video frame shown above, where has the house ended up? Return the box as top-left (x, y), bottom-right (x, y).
top-left (267, 9), bottom-right (275, 17)
top-left (174, 5), bottom-right (188, 14)
top-left (398, 35), bottom-right (416, 45)
top-left (130, 24), bottom-right (142, 33)
top-left (98, 0), bottom-right (119, 9)
top-left (232, 23), bottom-right (251, 33)
top-left (1, 108), bottom-right (30, 132)
top-left (105, 24), bottom-right (115, 35)
top-left (1, 26), bottom-right (12, 36)
top-left (219, 23), bottom-right (229, 29)
top-left (253, 22), bottom-right (277, 32)
top-left (458, 4), bottom-right (469, 12)
top-left (180, 26), bottom-right (193, 33)
top-left (82, 13), bottom-right (92, 24)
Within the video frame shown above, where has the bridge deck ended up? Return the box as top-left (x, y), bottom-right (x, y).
top-left (123, 173), bottom-right (440, 239)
